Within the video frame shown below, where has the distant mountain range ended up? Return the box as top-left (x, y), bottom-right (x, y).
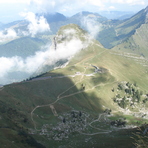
top-left (98, 11), bottom-right (134, 20)
top-left (43, 12), bottom-right (67, 23)
top-left (0, 8), bottom-right (145, 50)
top-left (1, 6), bottom-right (145, 49)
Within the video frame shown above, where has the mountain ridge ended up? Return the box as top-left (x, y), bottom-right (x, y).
top-left (0, 37), bottom-right (47, 58)
top-left (112, 5), bottom-right (148, 57)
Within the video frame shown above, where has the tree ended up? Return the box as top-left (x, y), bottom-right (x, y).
top-left (116, 94), bottom-right (121, 98)
top-left (118, 84), bottom-right (123, 90)
top-left (134, 82), bottom-right (137, 87)
top-left (125, 89), bottom-right (129, 94)
top-left (126, 82), bottom-right (129, 86)
top-left (135, 90), bottom-right (141, 102)
top-left (132, 88), bottom-right (135, 94)
top-left (129, 89), bottom-right (132, 95)
top-left (112, 88), bottom-right (114, 92)
top-left (83, 86), bottom-right (85, 90)
top-left (120, 99), bottom-right (125, 108)
top-left (112, 97), bottom-right (117, 102)
top-left (71, 111), bottom-right (75, 118)
top-left (23, 118), bottom-right (28, 123)
top-left (140, 91), bottom-right (143, 96)
top-left (79, 111), bottom-right (82, 117)
top-left (63, 118), bottom-right (66, 123)
top-left (123, 96), bottom-right (126, 101)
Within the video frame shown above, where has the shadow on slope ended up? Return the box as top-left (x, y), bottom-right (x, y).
top-left (0, 72), bottom-right (102, 146)
top-left (0, 70), bottom-right (136, 147)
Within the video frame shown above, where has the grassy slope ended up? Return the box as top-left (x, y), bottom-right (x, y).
top-left (112, 6), bottom-right (148, 57)
top-left (114, 7), bottom-right (146, 42)
top-left (0, 24), bottom-right (148, 147)
top-left (112, 23), bottom-right (148, 57)
top-left (98, 6), bottom-right (148, 49)
top-left (115, 8), bottom-right (146, 36)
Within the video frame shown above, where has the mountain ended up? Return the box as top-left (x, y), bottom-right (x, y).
top-left (0, 20), bottom-right (24, 30)
top-left (43, 12), bottom-right (67, 23)
top-left (115, 6), bottom-right (148, 40)
top-left (0, 37), bottom-right (47, 58)
top-left (2, 9), bottom-right (147, 51)
top-left (97, 6), bottom-right (148, 49)
top-left (98, 11), bottom-right (134, 20)
top-left (0, 11), bottom-right (121, 49)
top-left (117, 14), bottom-right (134, 20)
top-left (112, 6), bottom-right (148, 57)
top-left (69, 11), bottom-right (108, 23)
top-left (0, 24), bottom-right (147, 147)
top-left (45, 11), bottom-right (108, 35)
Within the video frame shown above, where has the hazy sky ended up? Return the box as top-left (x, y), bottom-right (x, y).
top-left (0, 0), bottom-right (148, 23)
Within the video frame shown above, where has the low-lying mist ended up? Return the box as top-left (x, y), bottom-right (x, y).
top-left (81, 15), bottom-right (102, 39)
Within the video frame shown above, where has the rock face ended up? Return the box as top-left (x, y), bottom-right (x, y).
top-left (53, 36), bottom-right (57, 50)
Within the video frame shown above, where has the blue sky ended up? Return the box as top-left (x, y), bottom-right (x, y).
top-left (0, 0), bottom-right (148, 23)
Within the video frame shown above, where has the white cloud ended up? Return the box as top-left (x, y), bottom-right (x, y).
top-left (0, 56), bottom-right (22, 77)
top-left (0, 48), bottom-right (50, 84)
top-left (109, 6), bottom-right (115, 10)
top-left (50, 38), bottom-right (84, 62)
top-left (0, 11), bottom-right (50, 39)
top-left (81, 16), bottom-right (102, 38)
top-left (29, 0), bottom-right (147, 14)
top-left (87, 0), bottom-right (105, 7)
top-left (29, 0), bottom-right (90, 13)
top-left (21, 12), bottom-right (50, 37)
top-left (0, 51), bottom-right (38, 77)
top-left (0, 28), bottom-right (18, 42)
top-left (44, 28), bottom-right (89, 65)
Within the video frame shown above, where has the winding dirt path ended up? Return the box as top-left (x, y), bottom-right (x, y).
top-left (30, 47), bottom-right (115, 134)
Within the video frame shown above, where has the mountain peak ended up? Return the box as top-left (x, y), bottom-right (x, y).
top-left (72, 11), bottom-right (107, 20)
top-left (144, 6), bottom-right (148, 23)
top-left (52, 24), bottom-right (89, 49)
top-left (38, 12), bottom-right (67, 23)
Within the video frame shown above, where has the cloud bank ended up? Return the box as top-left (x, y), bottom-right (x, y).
top-left (0, 27), bottom-right (89, 84)
top-left (0, 48), bottom-right (50, 84)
